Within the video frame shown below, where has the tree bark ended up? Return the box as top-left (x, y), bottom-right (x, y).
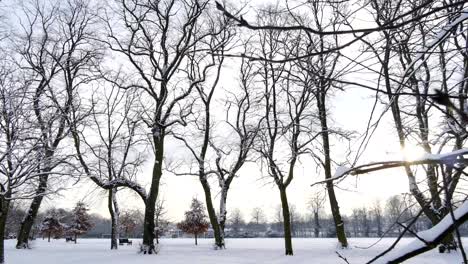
top-left (200, 176), bottom-right (224, 249)
top-left (318, 92), bottom-right (348, 248)
top-left (74, 234), bottom-right (77, 244)
top-left (16, 174), bottom-right (48, 249)
top-left (0, 196), bottom-right (10, 264)
top-left (279, 187), bottom-right (293, 255)
top-left (108, 188), bottom-right (119, 250)
top-left (142, 132), bottom-right (164, 254)
top-left (218, 187), bottom-right (228, 244)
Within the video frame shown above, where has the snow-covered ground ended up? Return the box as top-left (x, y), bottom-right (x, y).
top-left (5, 237), bottom-right (466, 263)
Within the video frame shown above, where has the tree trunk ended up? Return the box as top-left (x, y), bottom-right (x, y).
top-left (318, 93), bottom-right (348, 248)
top-left (0, 196), bottom-right (10, 264)
top-left (108, 188), bottom-right (119, 250)
top-left (142, 132), bottom-right (164, 254)
top-left (279, 187), bottom-right (293, 255)
top-left (48, 232), bottom-right (50, 242)
top-left (16, 174), bottom-right (48, 249)
top-left (218, 187), bottom-right (228, 245)
top-left (199, 176), bottom-right (224, 249)
top-left (379, 38), bottom-right (454, 250)
top-left (314, 211), bottom-right (320, 238)
top-left (195, 233), bottom-right (198, 245)
top-left (74, 234), bottom-right (77, 244)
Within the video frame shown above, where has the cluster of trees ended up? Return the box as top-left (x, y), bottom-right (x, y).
top-left (0, 0), bottom-right (467, 263)
top-left (220, 194), bottom-right (468, 239)
top-left (39, 202), bottom-right (92, 244)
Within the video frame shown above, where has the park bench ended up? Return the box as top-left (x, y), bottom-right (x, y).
top-left (119, 238), bottom-right (132, 245)
top-left (438, 243), bottom-right (457, 253)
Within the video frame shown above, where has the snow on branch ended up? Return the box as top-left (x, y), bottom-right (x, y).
top-left (312, 148), bottom-right (468, 186)
top-left (312, 148), bottom-right (468, 262)
top-left (370, 201), bottom-right (468, 263)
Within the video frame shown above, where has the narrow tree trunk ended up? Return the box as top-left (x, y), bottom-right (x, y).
top-left (142, 132), bottom-right (164, 254)
top-left (16, 174), bottom-right (48, 249)
top-left (314, 211), bottom-right (320, 238)
top-left (74, 234), bottom-right (77, 244)
top-left (108, 188), bottom-right (119, 250)
top-left (380, 40), bottom-right (452, 250)
top-left (279, 187), bottom-right (293, 255)
top-left (48, 233), bottom-right (50, 242)
top-left (199, 176), bottom-right (224, 249)
top-left (318, 93), bottom-right (348, 248)
top-left (0, 196), bottom-right (10, 264)
top-left (195, 233), bottom-right (198, 245)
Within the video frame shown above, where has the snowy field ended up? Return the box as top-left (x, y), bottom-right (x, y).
top-left (4, 237), bottom-right (467, 264)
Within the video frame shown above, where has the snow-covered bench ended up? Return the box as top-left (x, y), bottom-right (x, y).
top-left (119, 238), bottom-right (132, 245)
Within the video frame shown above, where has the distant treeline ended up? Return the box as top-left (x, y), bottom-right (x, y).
top-left (7, 194), bottom-right (468, 239)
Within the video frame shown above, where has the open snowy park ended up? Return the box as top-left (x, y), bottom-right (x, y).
top-left (5, 238), bottom-right (467, 264)
top-left (3, 0), bottom-right (468, 263)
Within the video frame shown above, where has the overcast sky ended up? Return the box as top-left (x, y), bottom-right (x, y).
top-left (2, 0), bottom-right (442, 223)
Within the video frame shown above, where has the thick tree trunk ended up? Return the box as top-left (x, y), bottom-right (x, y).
top-left (0, 196), bottom-right (10, 264)
top-left (199, 176), bottom-right (224, 249)
top-left (142, 132), bottom-right (164, 254)
top-left (16, 174), bottom-right (48, 249)
top-left (318, 93), bottom-right (348, 248)
top-left (108, 188), bottom-right (119, 250)
top-left (218, 187), bottom-right (229, 245)
top-left (279, 187), bottom-right (293, 255)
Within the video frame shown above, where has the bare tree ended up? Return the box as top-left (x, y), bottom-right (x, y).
top-left (0, 58), bottom-right (42, 263)
top-left (79, 82), bottom-right (146, 250)
top-left (352, 0), bottom-right (468, 250)
top-left (328, 147), bottom-right (468, 263)
top-left (119, 209), bottom-right (140, 238)
top-left (251, 4), bottom-right (331, 254)
top-left (228, 208), bottom-right (244, 236)
top-left (170, 11), bottom-right (260, 248)
top-left (99, 0), bottom-right (213, 254)
top-left (170, 10), bottom-right (237, 248)
top-left (14, 0), bottom-right (101, 248)
top-left (154, 198), bottom-right (168, 244)
top-left (251, 207), bottom-right (265, 225)
top-left (371, 199), bottom-right (383, 237)
top-left (308, 187), bottom-right (326, 238)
